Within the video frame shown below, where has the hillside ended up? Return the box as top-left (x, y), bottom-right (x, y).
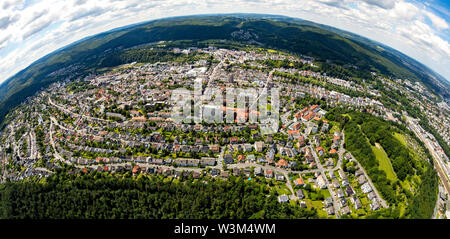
top-left (0, 14), bottom-right (449, 126)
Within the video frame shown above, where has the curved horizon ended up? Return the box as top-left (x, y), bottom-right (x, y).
top-left (0, 0), bottom-right (449, 84)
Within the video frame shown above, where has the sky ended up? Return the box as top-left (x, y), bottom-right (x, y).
top-left (0, 0), bottom-right (449, 84)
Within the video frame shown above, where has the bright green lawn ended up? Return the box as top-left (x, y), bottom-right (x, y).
top-left (371, 144), bottom-right (397, 182)
top-left (393, 132), bottom-right (407, 147)
top-left (275, 184), bottom-right (291, 195)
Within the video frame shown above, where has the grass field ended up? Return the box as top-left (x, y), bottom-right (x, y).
top-left (307, 200), bottom-right (328, 218)
top-left (371, 143), bottom-right (397, 182)
top-left (275, 184), bottom-right (291, 195)
top-left (329, 122), bottom-right (340, 134)
top-left (393, 132), bottom-right (407, 147)
top-left (394, 132), bottom-right (423, 170)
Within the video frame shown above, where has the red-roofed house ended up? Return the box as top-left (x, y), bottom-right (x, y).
top-left (276, 159), bottom-right (288, 168)
top-left (294, 177), bottom-right (305, 186)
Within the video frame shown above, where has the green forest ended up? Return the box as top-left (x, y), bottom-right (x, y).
top-left (0, 170), bottom-right (318, 219)
top-left (326, 108), bottom-right (438, 219)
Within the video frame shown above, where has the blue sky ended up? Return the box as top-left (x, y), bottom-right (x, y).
top-left (0, 0), bottom-right (449, 84)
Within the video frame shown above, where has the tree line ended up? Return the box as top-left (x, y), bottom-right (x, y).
top-left (0, 170), bottom-right (318, 219)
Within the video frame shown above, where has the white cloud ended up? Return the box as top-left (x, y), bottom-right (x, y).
top-left (425, 11), bottom-right (449, 30)
top-left (362, 0), bottom-right (396, 9)
top-left (2, 0), bottom-right (25, 10)
top-left (389, 1), bottom-right (419, 21)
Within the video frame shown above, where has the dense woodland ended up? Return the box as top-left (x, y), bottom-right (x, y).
top-left (326, 109), bottom-right (438, 218)
top-left (0, 171), bottom-right (318, 219)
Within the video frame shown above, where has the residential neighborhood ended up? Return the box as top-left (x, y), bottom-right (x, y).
top-left (0, 46), bottom-right (448, 219)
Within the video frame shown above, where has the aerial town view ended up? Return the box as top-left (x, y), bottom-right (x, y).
top-left (0, 0), bottom-right (449, 225)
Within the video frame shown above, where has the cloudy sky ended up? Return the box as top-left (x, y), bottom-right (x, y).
top-left (0, 0), bottom-right (449, 84)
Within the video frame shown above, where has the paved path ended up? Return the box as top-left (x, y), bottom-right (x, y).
top-left (346, 151), bottom-right (388, 208)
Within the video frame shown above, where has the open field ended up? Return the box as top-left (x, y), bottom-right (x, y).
top-left (372, 143), bottom-right (397, 182)
top-left (393, 132), bottom-right (407, 147)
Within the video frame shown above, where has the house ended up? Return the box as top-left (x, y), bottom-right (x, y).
top-left (294, 177), bottom-right (305, 187)
top-left (230, 136), bottom-right (239, 144)
top-left (254, 167), bottom-right (262, 176)
top-left (275, 174), bottom-right (285, 181)
top-left (303, 111), bottom-right (316, 121)
top-left (247, 154), bottom-right (256, 162)
top-left (223, 154), bottom-right (234, 164)
top-left (157, 168), bottom-right (164, 175)
top-left (244, 143), bottom-right (253, 152)
top-left (337, 188), bottom-right (345, 198)
top-left (324, 197), bottom-right (333, 208)
top-left (321, 123), bottom-right (329, 132)
top-left (370, 201), bottom-right (380, 211)
top-left (368, 192), bottom-right (377, 201)
top-left (352, 197), bottom-right (362, 210)
top-left (341, 206), bottom-right (351, 215)
top-left (311, 124), bottom-right (318, 134)
top-left (174, 158), bottom-right (199, 167)
top-left (257, 157), bottom-right (266, 164)
top-left (265, 169), bottom-right (273, 178)
top-left (345, 153), bottom-right (352, 161)
top-left (297, 136), bottom-right (305, 147)
top-left (316, 147), bottom-right (324, 156)
top-left (339, 198), bottom-right (347, 207)
top-left (327, 206), bottom-right (335, 215)
top-left (296, 189), bottom-right (305, 199)
top-left (314, 135), bottom-right (320, 146)
top-left (357, 175), bottom-right (367, 185)
top-left (278, 195), bottom-right (289, 203)
top-left (310, 105), bottom-right (320, 112)
top-left (329, 148), bottom-right (337, 154)
top-left (304, 148), bottom-right (314, 162)
top-left (210, 144), bottom-right (220, 153)
top-left (342, 179), bottom-right (350, 187)
top-left (220, 171), bottom-right (229, 179)
top-left (266, 150), bottom-right (275, 162)
top-left (152, 158), bottom-right (164, 165)
top-left (276, 159), bottom-right (288, 168)
top-left (361, 182), bottom-right (373, 194)
top-left (326, 158), bottom-right (334, 167)
top-left (329, 171), bottom-right (336, 179)
top-left (293, 122), bottom-right (302, 130)
top-left (211, 168), bottom-right (220, 177)
top-left (332, 180), bottom-right (340, 189)
top-left (299, 201), bottom-right (307, 208)
top-left (243, 168), bottom-right (251, 177)
top-left (316, 175), bottom-right (327, 189)
top-left (200, 157), bottom-right (216, 166)
top-left (233, 167), bottom-right (241, 176)
top-left (345, 186), bottom-right (355, 196)
top-left (192, 172), bottom-right (200, 179)
top-left (164, 158), bottom-right (173, 165)
top-left (333, 135), bottom-right (341, 144)
top-left (147, 167), bottom-right (155, 174)
top-left (254, 141), bottom-right (264, 152)
top-left (237, 154), bottom-right (245, 163)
